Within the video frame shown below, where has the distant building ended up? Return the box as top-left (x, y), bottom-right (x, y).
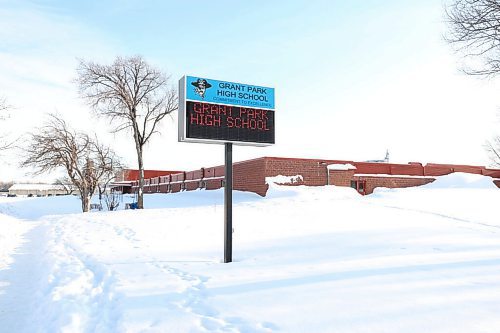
top-left (8, 184), bottom-right (76, 197)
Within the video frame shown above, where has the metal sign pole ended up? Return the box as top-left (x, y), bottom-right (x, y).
top-left (224, 142), bottom-right (233, 263)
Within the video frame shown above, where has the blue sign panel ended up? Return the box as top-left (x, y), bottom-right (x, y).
top-left (185, 76), bottom-right (275, 110)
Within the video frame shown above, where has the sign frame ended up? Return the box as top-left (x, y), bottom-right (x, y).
top-left (178, 75), bottom-right (275, 147)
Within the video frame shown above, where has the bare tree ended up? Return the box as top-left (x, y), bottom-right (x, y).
top-left (21, 114), bottom-right (121, 212)
top-left (96, 157), bottom-right (123, 210)
top-left (53, 178), bottom-right (76, 195)
top-left (485, 136), bottom-right (500, 167)
top-left (103, 190), bottom-right (121, 211)
top-left (0, 97), bottom-right (7, 116)
top-left (446, 1), bottom-right (500, 167)
top-left (0, 181), bottom-right (13, 193)
top-left (76, 56), bottom-right (178, 209)
top-left (0, 97), bottom-right (12, 151)
top-left (446, 0), bottom-right (500, 76)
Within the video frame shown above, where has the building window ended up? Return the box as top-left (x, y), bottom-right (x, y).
top-left (358, 181), bottom-right (365, 192)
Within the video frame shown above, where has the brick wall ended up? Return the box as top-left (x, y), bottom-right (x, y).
top-left (390, 164), bottom-right (424, 176)
top-left (484, 169), bottom-right (500, 178)
top-left (117, 169), bottom-right (181, 181)
top-left (233, 158), bottom-right (268, 196)
top-left (184, 180), bottom-right (200, 191)
top-left (170, 183), bottom-right (182, 193)
top-left (353, 176), bottom-right (435, 194)
top-left (424, 165), bottom-right (452, 176)
top-left (185, 169), bottom-right (204, 180)
top-left (264, 157), bottom-right (333, 186)
top-left (205, 178), bottom-right (224, 190)
top-left (354, 162), bottom-right (392, 175)
top-left (123, 156), bottom-right (500, 198)
top-left (329, 170), bottom-right (356, 187)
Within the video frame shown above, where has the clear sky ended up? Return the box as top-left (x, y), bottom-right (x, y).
top-left (1, 0), bottom-right (499, 181)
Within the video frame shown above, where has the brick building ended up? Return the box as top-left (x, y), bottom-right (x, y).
top-left (118, 157), bottom-right (500, 197)
top-left (115, 169), bottom-right (182, 182)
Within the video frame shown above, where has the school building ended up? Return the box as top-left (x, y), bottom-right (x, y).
top-left (114, 156), bottom-right (500, 196)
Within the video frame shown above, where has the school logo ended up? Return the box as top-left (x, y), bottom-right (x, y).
top-left (191, 78), bottom-right (212, 99)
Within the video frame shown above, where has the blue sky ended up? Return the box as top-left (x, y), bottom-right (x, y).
top-left (1, 0), bottom-right (499, 180)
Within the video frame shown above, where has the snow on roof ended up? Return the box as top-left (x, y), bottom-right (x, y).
top-left (327, 163), bottom-right (356, 171)
top-left (354, 174), bottom-right (433, 179)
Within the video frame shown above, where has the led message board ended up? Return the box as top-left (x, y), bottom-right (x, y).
top-left (179, 76), bottom-right (275, 146)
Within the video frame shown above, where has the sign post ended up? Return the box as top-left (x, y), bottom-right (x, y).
top-left (179, 75), bottom-right (275, 263)
top-left (224, 142), bottom-right (233, 263)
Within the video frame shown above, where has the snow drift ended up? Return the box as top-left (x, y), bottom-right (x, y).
top-left (0, 174), bottom-right (499, 333)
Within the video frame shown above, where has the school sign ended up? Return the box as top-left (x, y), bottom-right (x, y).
top-left (178, 76), bottom-right (275, 146)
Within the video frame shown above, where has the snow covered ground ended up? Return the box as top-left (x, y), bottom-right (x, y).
top-left (1, 173), bottom-right (500, 333)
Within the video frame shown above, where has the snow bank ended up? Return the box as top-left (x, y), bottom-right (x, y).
top-left (0, 189), bottom-right (264, 220)
top-left (1, 181), bottom-right (500, 332)
top-left (0, 195), bottom-right (83, 220)
top-left (0, 213), bottom-right (32, 270)
top-left (422, 172), bottom-right (497, 189)
top-left (134, 189), bottom-right (262, 210)
top-left (369, 172), bottom-right (500, 230)
top-left (265, 174), bottom-right (303, 184)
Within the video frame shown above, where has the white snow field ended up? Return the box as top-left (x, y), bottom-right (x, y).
top-left (1, 173), bottom-right (500, 333)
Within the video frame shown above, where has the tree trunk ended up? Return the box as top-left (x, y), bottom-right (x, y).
top-left (81, 190), bottom-right (90, 212)
top-left (98, 185), bottom-right (104, 210)
top-left (137, 146), bottom-right (144, 209)
top-left (132, 117), bottom-right (145, 209)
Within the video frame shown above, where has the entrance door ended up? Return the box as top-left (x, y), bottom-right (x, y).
top-left (350, 180), bottom-right (367, 195)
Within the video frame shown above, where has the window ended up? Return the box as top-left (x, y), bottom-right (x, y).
top-left (358, 181), bottom-right (365, 191)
